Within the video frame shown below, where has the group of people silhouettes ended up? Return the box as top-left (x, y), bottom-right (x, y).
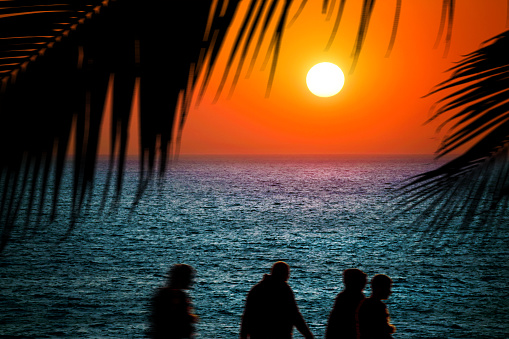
top-left (326, 267), bottom-right (395, 339)
top-left (149, 262), bottom-right (395, 339)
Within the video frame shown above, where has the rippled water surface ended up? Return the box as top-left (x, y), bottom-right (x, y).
top-left (1, 155), bottom-right (508, 338)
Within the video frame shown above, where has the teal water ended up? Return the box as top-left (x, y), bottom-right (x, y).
top-left (1, 155), bottom-right (508, 338)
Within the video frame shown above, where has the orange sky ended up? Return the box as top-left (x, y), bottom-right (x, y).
top-left (94, 1), bottom-right (506, 157)
top-left (176, 0), bottom-right (507, 155)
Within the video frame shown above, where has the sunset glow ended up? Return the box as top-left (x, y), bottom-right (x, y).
top-left (97, 1), bottom-right (508, 156)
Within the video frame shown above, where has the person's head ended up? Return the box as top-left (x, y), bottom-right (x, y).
top-left (168, 264), bottom-right (194, 289)
top-left (343, 268), bottom-right (367, 292)
top-left (271, 261), bottom-right (290, 282)
top-left (370, 274), bottom-right (392, 300)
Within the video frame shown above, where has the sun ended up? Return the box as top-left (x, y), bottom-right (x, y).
top-left (306, 62), bottom-right (345, 97)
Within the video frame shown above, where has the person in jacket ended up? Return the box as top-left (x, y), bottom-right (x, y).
top-left (240, 261), bottom-right (314, 339)
top-left (326, 268), bottom-right (367, 338)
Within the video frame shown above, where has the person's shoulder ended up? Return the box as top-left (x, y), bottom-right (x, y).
top-left (280, 281), bottom-right (296, 298)
top-left (360, 297), bottom-right (385, 310)
top-left (248, 276), bottom-right (268, 293)
top-left (334, 291), bottom-right (364, 308)
top-left (152, 287), bottom-right (178, 306)
top-left (335, 290), bottom-right (348, 299)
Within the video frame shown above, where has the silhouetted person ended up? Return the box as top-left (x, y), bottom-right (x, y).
top-left (240, 261), bottom-right (314, 339)
top-left (149, 264), bottom-right (198, 339)
top-left (357, 274), bottom-right (396, 339)
top-left (326, 268), bottom-right (367, 339)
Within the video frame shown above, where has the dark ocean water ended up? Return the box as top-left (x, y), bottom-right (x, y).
top-left (1, 155), bottom-right (508, 338)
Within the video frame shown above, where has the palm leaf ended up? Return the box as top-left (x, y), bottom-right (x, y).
top-left (433, 0), bottom-right (455, 57)
top-left (0, 0), bottom-right (233, 250)
top-left (396, 30), bottom-right (509, 234)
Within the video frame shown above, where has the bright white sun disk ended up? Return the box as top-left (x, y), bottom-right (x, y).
top-left (306, 62), bottom-right (345, 97)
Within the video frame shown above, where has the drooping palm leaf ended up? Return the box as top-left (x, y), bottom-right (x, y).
top-left (396, 30), bottom-right (509, 234)
top-left (349, 0), bottom-right (376, 74)
top-left (384, 0), bottom-right (401, 58)
top-left (0, 0), bottom-right (234, 250)
top-left (0, 1), bottom-right (98, 248)
top-left (324, 0), bottom-right (346, 51)
top-left (433, 0), bottom-right (455, 57)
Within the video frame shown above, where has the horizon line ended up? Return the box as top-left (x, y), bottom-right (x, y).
top-left (90, 152), bottom-right (453, 158)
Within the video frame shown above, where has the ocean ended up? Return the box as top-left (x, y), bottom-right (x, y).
top-left (1, 155), bottom-right (507, 338)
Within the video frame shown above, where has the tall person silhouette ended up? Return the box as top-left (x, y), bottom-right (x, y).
top-left (240, 261), bottom-right (314, 339)
top-left (149, 264), bottom-right (198, 339)
top-left (326, 268), bottom-right (367, 338)
top-left (357, 274), bottom-right (396, 339)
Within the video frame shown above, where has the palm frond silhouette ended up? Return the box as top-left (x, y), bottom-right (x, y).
top-left (0, 0), bottom-right (505, 252)
top-left (0, 0), bottom-right (233, 250)
top-left (396, 30), bottom-right (509, 235)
